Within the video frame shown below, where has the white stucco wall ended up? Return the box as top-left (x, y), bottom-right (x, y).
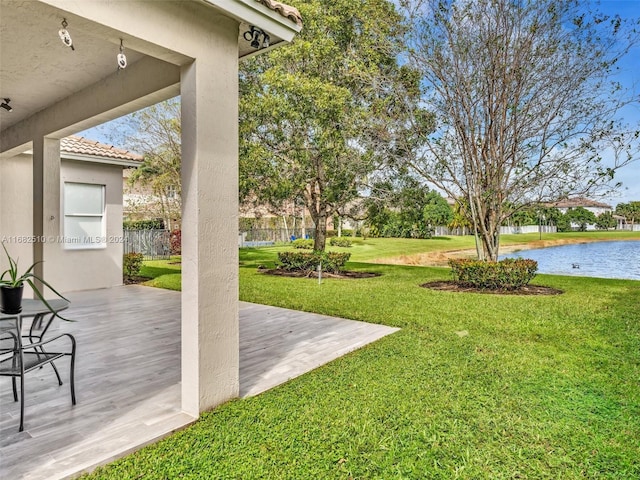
top-left (0, 154), bottom-right (33, 277)
top-left (0, 153), bottom-right (124, 294)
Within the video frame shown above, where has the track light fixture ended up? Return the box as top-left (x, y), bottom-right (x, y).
top-left (58, 18), bottom-right (74, 50)
top-left (117, 39), bottom-right (127, 70)
top-left (243, 26), bottom-right (270, 49)
top-left (0, 98), bottom-right (12, 112)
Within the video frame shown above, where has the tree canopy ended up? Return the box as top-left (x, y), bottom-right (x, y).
top-left (397, 0), bottom-right (640, 259)
top-left (616, 201), bottom-right (640, 225)
top-left (125, 99), bottom-right (182, 230)
top-left (239, 0), bottom-right (424, 250)
top-left (365, 179), bottom-right (450, 238)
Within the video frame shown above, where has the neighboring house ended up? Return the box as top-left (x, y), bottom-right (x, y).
top-left (0, 0), bottom-right (302, 426)
top-left (123, 168), bottom-right (182, 230)
top-left (0, 136), bottom-right (142, 292)
top-left (543, 197), bottom-right (613, 231)
top-left (548, 197), bottom-right (613, 216)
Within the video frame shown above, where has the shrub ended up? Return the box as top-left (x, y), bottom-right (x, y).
top-left (123, 219), bottom-right (164, 230)
top-left (277, 251), bottom-right (351, 274)
top-left (329, 237), bottom-right (352, 247)
top-left (448, 258), bottom-right (538, 290)
top-left (322, 252), bottom-right (352, 272)
top-left (292, 238), bottom-right (314, 249)
top-left (170, 229), bottom-right (182, 255)
top-left (123, 252), bottom-right (144, 279)
top-left (327, 230), bottom-right (354, 238)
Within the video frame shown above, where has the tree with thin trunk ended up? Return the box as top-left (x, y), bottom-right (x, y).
top-left (398, 0), bottom-right (639, 260)
top-left (239, 0), bottom-right (424, 251)
top-left (83, 99), bottom-right (182, 230)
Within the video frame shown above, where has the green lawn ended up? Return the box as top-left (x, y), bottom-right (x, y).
top-left (139, 257), bottom-right (182, 291)
top-left (86, 236), bottom-right (640, 479)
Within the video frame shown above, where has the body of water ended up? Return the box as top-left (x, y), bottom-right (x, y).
top-left (499, 240), bottom-right (640, 280)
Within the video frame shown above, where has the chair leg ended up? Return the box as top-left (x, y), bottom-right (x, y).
top-left (34, 345), bottom-right (63, 385)
top-left (50, 360), bottom-right (63, 386)
top-left (19, 373), bottom-right (25, 432)
top-left (12, 376), bottom-right (18, 402)
top-left (70, 337), bottom-right (76, 405)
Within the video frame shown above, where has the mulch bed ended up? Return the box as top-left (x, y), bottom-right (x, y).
top-left (124, 276), bottom-right (152, 285)
top-left (420, 280), bottom-right (563, 295)
top-left (260, 268), bottom-right (380, 279)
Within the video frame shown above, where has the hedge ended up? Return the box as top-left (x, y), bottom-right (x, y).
top-left (277, 251), bottom-right (351, 274)
top-left (123, 219), bottom-right (164, 230)
top-left (449, 258), bottom-right (538, 290)
top-left (329, 237), bottom-right (352, 247)
top-left (292, 238), bottom-right (314, 249)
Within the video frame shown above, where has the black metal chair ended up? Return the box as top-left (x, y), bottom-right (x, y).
top-left (0, 308), bottom-right (76, 432)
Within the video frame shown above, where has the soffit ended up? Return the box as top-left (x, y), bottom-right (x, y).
top-left (0, 1), bottom-right (146, 132)
top-left (0, 0), bottom-right (301, 138)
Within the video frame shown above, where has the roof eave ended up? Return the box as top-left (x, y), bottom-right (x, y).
top-left (61, 152), bottom-right (142, 168)
top-left (200, 0), bottom-right (302, 40)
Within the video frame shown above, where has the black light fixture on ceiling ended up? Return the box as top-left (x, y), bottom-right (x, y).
top-left (243, 26), bottom-right (270, 49)
top-left (1, 98), bottom-right (12, 112)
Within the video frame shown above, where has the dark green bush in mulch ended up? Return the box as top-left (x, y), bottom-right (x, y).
top-left (277, 251), bottom-right (351, 274)
top-left (449, 257), bottom-right (538, 290)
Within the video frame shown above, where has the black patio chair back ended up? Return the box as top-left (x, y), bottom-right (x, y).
top-left (0, 305), bottom-right (76, 432)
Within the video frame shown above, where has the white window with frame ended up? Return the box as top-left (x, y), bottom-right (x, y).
top-left (63, 182), bottom-right (106, 249)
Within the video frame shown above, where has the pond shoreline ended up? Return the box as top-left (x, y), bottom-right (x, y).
top-left (374, 236), bottom-right (640, 267)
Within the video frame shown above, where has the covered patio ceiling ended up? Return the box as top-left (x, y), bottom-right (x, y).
top-left (0, 0), bottom-right (301, 153)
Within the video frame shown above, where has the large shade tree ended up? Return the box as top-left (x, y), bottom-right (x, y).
top-left (397, 0), bottom-right (639, 260)
top-left (239, 0), bottom-right (423, 251)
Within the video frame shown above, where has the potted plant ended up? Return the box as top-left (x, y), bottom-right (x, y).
top-left (1, 242), bottom-right (70, 318)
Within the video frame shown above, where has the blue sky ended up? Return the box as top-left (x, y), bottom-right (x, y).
top-left (599, 0), bottom-right (640, 206)
top-left (81, 0), bottom-right (640, 207)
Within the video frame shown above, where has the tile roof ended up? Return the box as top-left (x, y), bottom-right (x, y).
top-left (61, 136), bottom-right (143, 162)
top-left (549, 197), bottom-right (612, 209)
top-left (255, 0), bottom-right (303, 26)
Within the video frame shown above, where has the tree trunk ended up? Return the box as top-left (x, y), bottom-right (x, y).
top-left (314, 215), bottom-right (327, 251)
top-left (301, 208), bottom-right (306, 239)
top-left (478, 216), bottom-right (501, 261)
top-left (470, 193), bottom-right (502, 261)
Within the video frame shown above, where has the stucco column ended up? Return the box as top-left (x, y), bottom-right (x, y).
top-left (180, 18), bottom-right (240, 416)
top-left (32, 136), bottom-right (61, 289)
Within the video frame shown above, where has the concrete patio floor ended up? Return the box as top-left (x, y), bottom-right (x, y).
top-left (0, 285), bottom-right (398, 480)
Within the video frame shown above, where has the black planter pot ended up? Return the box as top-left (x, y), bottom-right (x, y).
top-left (0, 284), bottom-right (24, 314)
